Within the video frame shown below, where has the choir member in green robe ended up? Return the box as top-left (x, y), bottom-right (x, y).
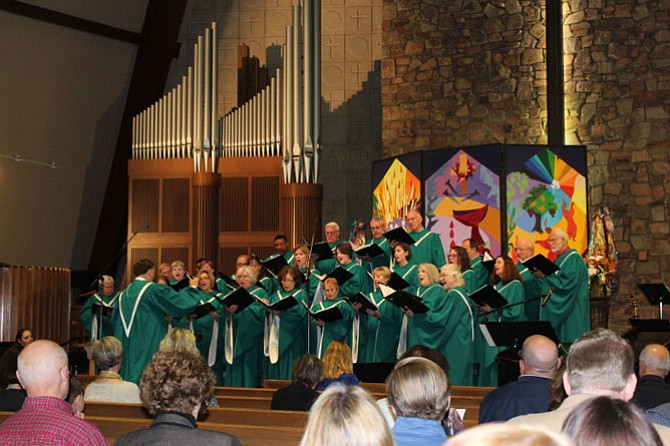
top-left (80, 275), bottom-right (119, 341)
top-left (315, 222), bottom-right (342, 274)
top-left (112, 259), bottom-right (199, 384)
top-left (357, 218), bottom-right (392, 274)
top-left (250, 255), bottom-right (277, 296)
top-left (403, 264), bottom-right (453, 372)
top-left (169, 260), bottom-right (191, 291)
top-left (293, 244), bottom-right (325, 355)
top-left (463, 238), bottom-right (489, 290)
top-left (360, 267), bottom-right (402, 363)
top-left (405, 210), bottom-right (446, 268)
top-left (391, 242), bottom-right (420, 290)
top-left (190, 270), bottom-right (226, 386)
top-left (448, 246), bottom-right (478, 295)
top-left (438, 264), bottom-right (475, 386)
top-left (223, 265), bottom-right (268, 388)
top-left (313, 278), bottom-right (354, 358)
top-left (266, 266), bottom-right (308, 380)
top-left (272, 234), bottom-right (295, 265)
top-left (514, 238), bottom-right (545, 321)
top-left (476, 255), bottom-right (526, 387)
top-left (535, 228), bottom-right (590, 344)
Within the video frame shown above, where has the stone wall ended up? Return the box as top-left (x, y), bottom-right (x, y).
top-left (382, 0), bottom-right (670, 332)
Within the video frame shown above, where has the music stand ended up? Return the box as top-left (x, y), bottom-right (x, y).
top-left (637, 283), bottom-right (670, 319)
top-left (479, 321), bottom-right (559, 350)
top-left (628, 318), bottom-right (670, 333)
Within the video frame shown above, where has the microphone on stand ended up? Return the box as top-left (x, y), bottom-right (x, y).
top-left (542, 288), bottom-right (554, 307)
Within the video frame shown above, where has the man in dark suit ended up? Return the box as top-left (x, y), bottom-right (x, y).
top-left (633, 343), bottom-right (670, 410)
top-left (115, 350), bottom-right (241, 446)
top-left (479, 335), bottom-right (560, 423)
top-left (271, 354), bottom-right (322, 411)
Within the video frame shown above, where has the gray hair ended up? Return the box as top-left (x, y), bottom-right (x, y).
top-left (92, 336), bottom-right (123, 370)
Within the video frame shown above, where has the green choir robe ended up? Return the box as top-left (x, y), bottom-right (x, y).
top-left (259, 275), bottom-right (277, 296)
top-left (477, 280), bottom-right (526, 387)
top-left (391, 263), bottom-right (420, 290)
top-left (338, 261), bottom-right (372, 362)
top-left (266, 288), bottom-right (308, 380)
top-left (359, 237), bottom-right (392, 274)
top-left (469, 256), bottom-right (489, 289)
top-left (80, 292), bottom-right (119, 340)
top-left (443, 286), bottom-right (475, 386)
top-left (191, 290), bottom-right (226, 386)
top-left (406, 284), bottom-right (451, 361)
top-left (462, 269), bottom-right (479, 296)
top-left (313, 297), bottom-right (354, 358)
top-left (409, 229), bottom-right (446, 268)
top-left (224, 285), bottom-right (267, 387)
top-left (113, 279), bottom-right (199, 384)
top-left (361, 290), bottom-right (403, 363)
top-left (517, 263), bottom-right (545, 321)
top-left (315, 240), bottom-right (341, 275)
top-left (539, 249), bottom-right (590, 343)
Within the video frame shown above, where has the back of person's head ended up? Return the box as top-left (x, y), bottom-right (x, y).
top-left (449, 423), bottom-right (573, 446)
top-left (565, 328), bottom-right (635, 397)
top-left (299, 383), bottom-right (394, 446)
top-left (133, 259), bottom-right (154, 277)
top-left (562, 396), bottom-right (662, 446)
top-left (67, 376), bottom-right (85, 416)
top-left (386, 357), bottom-right (450, 421)
top-left (639, 343), bottom-right (670, 376)
top-left (520, 335), bottom-right (560, 376)
top-left (292, 354), bottom-right (323, 388)
top-left (322, 341), bottom-right (353, 379)
top-left (17, 339), bottom-right (69, 399)
top-left (399, 344), bottom-right (450, 377)
top-left (140, 350), bottom-right (214, 416)
top-left (159, 328), bottom-right (199, 354)
top-left (0, 346), bottom-right (21, 386)
top-left (91, 336), bottom-right (123, 371)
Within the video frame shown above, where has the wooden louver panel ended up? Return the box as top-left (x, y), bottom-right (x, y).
top-left (220, 177), bottom-right (248, 232)
top-left (131, 179), bottom-right (159, 232)
top-left (251, 176), bottom-right (279, 232)
top-left (162, 178), bottom-right (190, 233)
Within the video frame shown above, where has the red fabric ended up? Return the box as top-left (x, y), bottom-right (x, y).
top-left (0, 396), bottom-right (107, 445)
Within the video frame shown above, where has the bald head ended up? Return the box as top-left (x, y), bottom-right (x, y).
top-left (17, 340), bottom-right (69, 399)
top-left (639, 344), bottom-right (670, 378)
top-left (520, 335), bottom-right (560, 378)
top-left (514, 239), bottom-right (534, 261)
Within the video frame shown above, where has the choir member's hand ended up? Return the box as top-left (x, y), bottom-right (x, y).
top-left (480, 303), bottom-right (492, 313)
top-left (366, 309), bottom-right (381, 318)
top-left (189, 277), bottom-right (199, 287)
top-left (209, 311), bottom-right (218, 320)
top-left (258, 297), bottom-right (271, 306)
top-left (271, 310), bottom-right (281, 316)
top-left (350, 302), bottom-right (362, 312)
top-left (165, 316), bottom-right (173, 323)
top-left (532, 269), bottom-right (545, 278)
top-left (227, 304), bottom-right (239, 314)
top-left (404, 309), bottom-right (414, 318)
top-left (315, 319), bottom-right (325, 327)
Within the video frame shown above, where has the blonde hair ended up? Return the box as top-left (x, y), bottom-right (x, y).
top-left (450, 423), bottom-right (573, 446)
top-left (324, 277), bottom-right (339, 292)
top-left (235, 265), bottom-right (258, 284)
top-left (419, 263), bottom-right (440, 284)
top-left (373, 266), bottom-right (391, 283)
top-left (440, 263), bottom-right (465, 288)
top-left (159, 328), bottom-right (199, 355)
top-left (322, 340), bottom-right (353, 379)
top-left (91, 336), bottom-right (123, 371)
top-left (299, 383), bottom-right (394, 446)
top-left (386, 357), bottom-right (450, 420)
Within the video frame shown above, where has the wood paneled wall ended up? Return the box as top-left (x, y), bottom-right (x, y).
top-left (0, 265), bottom-right (70, 343)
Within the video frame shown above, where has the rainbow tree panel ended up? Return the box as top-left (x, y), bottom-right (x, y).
top-left (423, 145), bottom-right (503, 257)
top-left (504, 146), bottom-right (588, 261)
top-left (372, 153), bottom-right (422, 229)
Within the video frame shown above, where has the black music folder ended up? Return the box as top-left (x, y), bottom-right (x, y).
top-left (91, 303), bottom-right (114, 318)
top-left (311, 242), bottom-right (335, 260)
top-left (316, 267), bottom-right (354, 286)
top-left (383, 227), bottom-right (414, 245)
top-left (217, 272), bottom-right (239, 290)
top-left (354, 242), bottom-right (385, 259)
top-left (259, 294), bottom-right (299, 312)
top-left (302, 301), bottom-right (344, 323)
top-left (479, 321), bottom-right (559, 348)
top-left (221, 287), bottom-right (257, 312)
top-left (379, 284), bottom-right (428, 314)
top-left (469, 285), bottom-right (508, 309)
top-left (262, 254), bottom-right (288, 276)
top-left (482, 251), bottom-right (495, 272)
top-left (522, 254), bottom-right (559, 275)
top-left (388, 272), bottom-right (410, 291)
top-left (345, 292), bottom-right (379, 312)
top-left (170, 278), bottom-right (190, 292)
top-left (190, 302), bottom-right (217, 319)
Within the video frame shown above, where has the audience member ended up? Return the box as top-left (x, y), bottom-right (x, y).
top-left (84, 336), bottom-right (141, 403)
top-left (271, 354), bottom-right (322, 411)
top-left (115, 350), bottom-right (241, 446)
top-left (449, 423), bottom-right (573, 446)
top-left (0, 345), bottom-right (26, 411)
top-left (0, 340), bottom-right (107, 445)
top-left (633, 343), bottom-right (670, 409)
top-left (315, 340), bottom-right (359, 391)
top-left (479, 334), bottom-right (560, 423)
top-left (299, 383), bottom-right (394, 446)
top-left (0, 329), bottom-right (33, 378)
top-left (67, 376), bottom-right (85, 419)
top-left (507, 329), bottom-right (670, 443)
top-left (159, 328), bottom-right (200, 354)
top-left (562, 396), bottom-right (662, 446)
top-left (387, 357), bottom-right (450, 446)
